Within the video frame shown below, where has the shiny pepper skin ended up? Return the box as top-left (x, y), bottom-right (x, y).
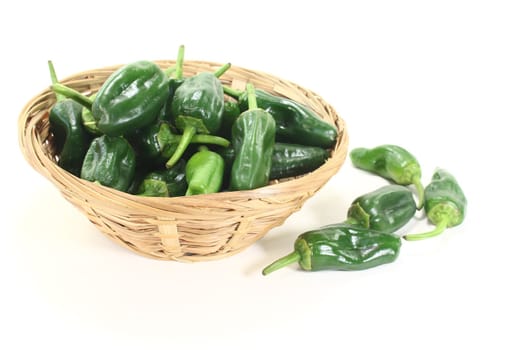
top-left (262, 222), bottom-right (401, 275)
top-left (350, 145), bottom-right (425, 209)
top-left (229, 83), bottom-right (276, 191)
top-left (92, 61), bottom-right (170, 136)
top-left (404, 168), bottom-right (467, 241)
top-left (346, 185), bottom-right (417, 234)
top-left (81, 135), bottom-right (136, 192)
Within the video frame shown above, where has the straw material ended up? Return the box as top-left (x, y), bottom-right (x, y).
top-left (18, 60), bottom-right (349, 261)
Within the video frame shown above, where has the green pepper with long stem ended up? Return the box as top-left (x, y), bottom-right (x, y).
top-left (350, 145), bottom-right (425, 209)
top-left (404, 168), bottom-right (466, 241)
top-left (346, 185), bottom-right (417, 234)
top-left (165, 63), bottom-right (231, 168)
top-left (160, 45), bottom-right (186, 122)
top-left (81, 135), bottom-right (136, 192)
top-left (47, 60), bottom-right (91, 176)
top-left (129, 122), bottom-right (229, 167)
top-left (185, 146), bottom-right (224, 196)
top-left (223, 86), bottom-right (337, 148)
top-left (52, 60), bottom-right (170, 136)
top-left (262, 222), bottom-right (401, 275)
top-left (229, 83), bottom-right (276, 191)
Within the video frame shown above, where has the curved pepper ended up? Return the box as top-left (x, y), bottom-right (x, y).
top-left (346, 185), bottom-right (417, 234)
top-left (166, 63), bottom-right (231, 168)
top-left (229, 83), bottom-right (276, 191)
top-left (93, 60), bottom-right (169, 136)
top-left (47, 61), bottom-right (91, 176)
top-left (185, 146), bottom-right (224, 196)
top-left (269, 142), bottom-right (329, 180)
top-left (262, 222), bottom-right (401, 275)
top-left (224, 86), bottom-right (338, 148)
top-left (52, 60), bottom-right (170, 137)
top-left (404, 168), bottom-right (467, 241)
top-left (350, 145), bottom-right (425, 209)
top-left (215, 142), bottom-right (328, 189)
top-left (81, 135), bottom-right (136, 192)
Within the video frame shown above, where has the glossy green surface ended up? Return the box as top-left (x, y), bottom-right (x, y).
top-left (350, 145), bottom-right (424, 208)
top-left (185, 146), bottom-right (224, 196)
top-left (269, 143), bottom-right (329, 180)
top-left (80, 135), bottom-right (136, 192)
top-left (167, 72), bottom-right (225, 167)
top-left (404, 168), bottom-right (467, 241)
top-left (92, 61), bottom-right (169, 136)
top-left (139, 159), bottom-right (187, 197)
top-left (229, 84), bottom-right (276, 191)
top-left (347, 185), bottom-right (417, 233)
top-left (263, 222), bottom-right (401, 275)
top-left (236, 89), bottom-right (337, 148)
top-left (49, 99), bottom-right (91, 177)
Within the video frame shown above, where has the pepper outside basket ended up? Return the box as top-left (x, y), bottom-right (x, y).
top-left (18, 60), bottom-right (349, 262)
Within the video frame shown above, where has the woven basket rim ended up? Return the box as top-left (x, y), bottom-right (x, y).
top-left (19, 60), bottom-right (348, 203)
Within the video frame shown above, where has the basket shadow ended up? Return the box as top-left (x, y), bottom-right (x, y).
top-left (244, 187), bottom-right (350, 275)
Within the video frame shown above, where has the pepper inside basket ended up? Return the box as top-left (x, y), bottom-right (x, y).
top-left (18, 60), bottom-right (349, 262)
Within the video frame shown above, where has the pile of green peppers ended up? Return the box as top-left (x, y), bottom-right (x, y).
top-left (47, 46), bottom-right (338, 198)
top-left (263, 144), bottom-right (467, 275)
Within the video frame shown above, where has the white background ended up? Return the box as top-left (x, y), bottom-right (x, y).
top-left (2, 0), bottom-right (524, 349)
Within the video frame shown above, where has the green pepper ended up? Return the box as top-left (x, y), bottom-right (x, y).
top-left (81, 94), bottom-right (101, 135)
top-left (47, 61), bottom-right (91, 177)
top-left (165, 63), bottom-right (231, 168)
top-left (52, 60), bottom-right (170, 136)
top-left (138, 159), bottom-right (188, 197)
top-left (185, 146), bottom-right (224, 196)
top-left (81, 135), bottom-right (136, 192)
top-left (229, 83), bottom-right (276, 191)
top-left (346, 185), bottom-right (417, 234)
top-left (223, 86), bottom-right (338, 148)
top-left (270, 142), bottom-right (329, 180)
top-left (216, 100), bottom-right (241, 139)
top-left (262, 222), bottom-right (402, 275)
top-left (404, 168), bottom-right (467, 241)
top-left (129, 122), bottom-right (229, 167)
top-left (215, 142), bottom-right (328, 189)
top-left (161, 45), bottom-right (186, 122)
top-left (350, 145), bottom-right (425, 209)
top-left (136, 179), bottom-right (169, 197)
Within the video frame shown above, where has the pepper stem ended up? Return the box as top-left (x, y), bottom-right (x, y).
top-left (246, 83), bottom-right (258, 110)
top-left (48, 60), bottom-right (65, 102)
top-left (222, 85), bottom-right (243, 98)
top-left (191, 134), bottom-right (230, 148)
top-left (165, 126), bottom-right (196, 168)
top-left (413, 177), bottom-right (425, 210)
top-left (51, 83), bottom-right (93, 110)
top-left (403, 218), bottom-right (449, 241)
top-left (262, 251), bottom-right (301, 276)
top-left (165, 45), bottom-right (185, 79)
top-left (214, 62), bottom-right (231, 78)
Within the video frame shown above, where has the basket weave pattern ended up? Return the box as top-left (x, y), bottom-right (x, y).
top-left (18, 61), bottom-right (349, 261)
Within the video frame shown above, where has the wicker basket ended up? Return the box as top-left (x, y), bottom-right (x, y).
top-left (18, 60), bottom-right (349, 261)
